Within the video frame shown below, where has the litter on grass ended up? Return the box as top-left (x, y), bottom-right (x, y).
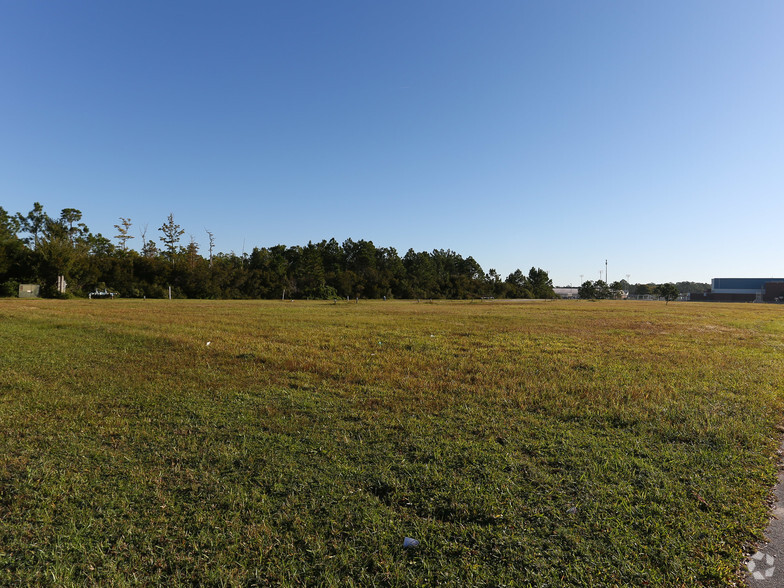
top-left (403, 537), bottom-right (419, 549)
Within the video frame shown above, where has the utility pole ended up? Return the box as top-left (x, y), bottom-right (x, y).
top-left (606, 260), bottom-right (608, 285)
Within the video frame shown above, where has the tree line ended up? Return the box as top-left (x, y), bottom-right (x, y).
top-left (577, 279), bottom-right (707, 301)
top-left (0, 204), bottom-right (558, 300)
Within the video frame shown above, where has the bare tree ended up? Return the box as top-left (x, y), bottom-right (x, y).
top-left (205, 228), bottom-right (215, 268)
top-left (140, 223), bottom-right (157, 258)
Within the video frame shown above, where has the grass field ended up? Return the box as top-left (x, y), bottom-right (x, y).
top-left (1, 299), bottom-right (783, 586)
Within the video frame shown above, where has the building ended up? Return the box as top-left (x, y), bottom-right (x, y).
top-left (690, 278), bottom-right (784, 302)
top-left (554, 287), bottom-right (579, 299)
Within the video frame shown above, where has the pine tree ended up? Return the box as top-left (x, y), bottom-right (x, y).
top-left (158, 214), bottom-right (185, 264)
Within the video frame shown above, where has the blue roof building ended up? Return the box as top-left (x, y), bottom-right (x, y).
top-left (693, 278), bottom-right (784, 302)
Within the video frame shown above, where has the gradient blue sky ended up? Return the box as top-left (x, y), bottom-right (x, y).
top-left (2, 1), bottom-right (782, 286)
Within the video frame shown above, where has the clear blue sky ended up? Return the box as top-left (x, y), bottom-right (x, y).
top-left (2, 1), bottom-right (782, 286)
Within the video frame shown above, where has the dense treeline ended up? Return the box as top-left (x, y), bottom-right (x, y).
top-left (577, 280), bottom-right (682, 302)
top-left (620, 280), bottom-right (709, 296)
top-left (577, 279), bottom-right (709, 300)
top-left (0, 204), bottom-right (557, 300)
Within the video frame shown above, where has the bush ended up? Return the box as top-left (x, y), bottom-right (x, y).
top-left (0, 280), bottom-right (20, 297)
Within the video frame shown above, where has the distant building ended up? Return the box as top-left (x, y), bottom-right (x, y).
top-left (627, 294), bottom-right (657, 301)
top-left (690, 278), bottom-right (784, 302)
top-left (554, 287), bottom-right (579, 299)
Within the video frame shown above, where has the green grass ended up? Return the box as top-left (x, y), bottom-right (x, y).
top-left (1, 299), bottom-right (783, 586)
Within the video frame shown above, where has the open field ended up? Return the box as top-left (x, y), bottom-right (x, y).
top-left (1, 299), bottom-right (783, 586)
